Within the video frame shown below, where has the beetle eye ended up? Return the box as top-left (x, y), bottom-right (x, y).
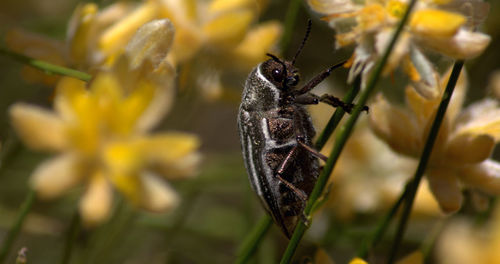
top-left (272, 68), bottom-right (284, 83)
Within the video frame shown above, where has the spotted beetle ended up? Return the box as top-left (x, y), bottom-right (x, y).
top-left (237, 21), bottom-right (368, 238)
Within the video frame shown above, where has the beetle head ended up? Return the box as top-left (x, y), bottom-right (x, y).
top-left (261, 54), bottom-right (300, 90)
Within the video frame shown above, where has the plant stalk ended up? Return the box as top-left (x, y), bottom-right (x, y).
top-left (386, 60), bottom-right (465, 264)
top-left (0, 47), bottom-right (91, 82)
top-left (0, 190), bottom-right (36, 264)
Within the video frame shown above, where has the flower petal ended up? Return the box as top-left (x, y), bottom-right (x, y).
top-left (139, 133), bottom-right (201, 179)
top-left (154, 152), bottom-right (202, 180)
top-left (30, 154), bottom-right (82, 199)
top-left (66, 3), bottom-right (98, 67)
top-left (427, 168), bottom-right (463, 213)
top-left (408, 46), bottom-right (439, 99)
top-left (80, 171), bottom-right (113, 226)
top-left (396, 251), bottom-right (423, 264)
top-left (208, 0), bottom-right (254, 14)
top-left (307, 0), bottom-right (357, 14)
top-left (203, 9), bottom-right (253, 48)
top-left (446, 134), bottom-right (494, 163)
top-left (349, 257), bottom-right (368, 264)
top-left (369, 94), bottom-right (421, 157)
top-left (138, 172), bottom-right (179, 212)
top-left (125, 19), bottom-right (175, 71)
top-left (410, 9), bottom-right (466, 38)
top-left (416, 29), bottom-right (491, 59)
top-left (232, 21), bottom-right (282, 69)
top-left (458, 160), bottom-right (500, 195)
top-left (455, 99), bottom-right (500, 141)
top-left (134, 79), bottom-right (174, 132)
top-left (9, 103), bottom-right (67, 152)
top-left (98, 1), bottom-right (159, 58)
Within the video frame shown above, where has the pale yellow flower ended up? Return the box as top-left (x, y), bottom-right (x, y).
top-left (9, 19), bottom-right (201, 226)
top-left (348, 251), bottom-right (422, 264)
top-left (151, 0), bottom-right (282, 99)
top-left (308, 0), bottom-right (490, 98)
top-left (370, 68), bottom-right (500, 213)
top-left (307, 97), bottom-right (440, 219)
top-left (7, 0), bottom-right (282, 100)
top-left (436, 204), bottom-right (500, 264)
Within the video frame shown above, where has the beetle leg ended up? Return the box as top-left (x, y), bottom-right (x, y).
top-left (294, 61), bottom-right (346, 95)
top-left (320, 94), bottom-right (369, 113)
top-left (276, 174), bottom-right (308, 202)
top-left (295, 93), bottom-right (369, 113)
top-left (296, 135), bottom-right (328, 162)
top-left (274, 146), bottom-right (308, 202)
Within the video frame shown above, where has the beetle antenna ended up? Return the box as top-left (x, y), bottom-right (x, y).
top-left (266, 53), bottom-right (288, 87)
top-left (291, 19), bottom-right (312, 65)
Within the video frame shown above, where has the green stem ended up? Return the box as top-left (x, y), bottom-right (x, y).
top-left (279, 0), bottom-right (303, 55)
top-left (235, 216), bottom-right (273, 264)
top-left (315, 76), bottom-right (361, 150)
top-left (0, 190), bottom-right (36, 264)
top-left (0, 47), bottom-right (91, 82)
top-left (357, 183), bottom-right (409, 258)
top-left (386, 60), bottom-right (464, 264)
top-left (279, 0), bottom-right (419, 262)
top-left (60, 212), bottom-right (80, 264)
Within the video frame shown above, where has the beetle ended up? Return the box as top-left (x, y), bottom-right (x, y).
top-left (237, 20), bottom-right (368, 238)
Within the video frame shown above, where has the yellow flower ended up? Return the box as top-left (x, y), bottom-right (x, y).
top-left (7, 0), bottom-right (282, 100)
top-left (348, 251), bottom-right (423, 264)
top-left (436, 204), bottom-right (500, 264)
top-left (308, 0), bottom-right (490, 98)
top-left (370, 68), bottom-right (500, 213)
top-left (310, 102), bottom-right (441, 219)
top-left (8, 19), bottom-right (201, 226)
top-left (151, 0), bottom-right (282, 100)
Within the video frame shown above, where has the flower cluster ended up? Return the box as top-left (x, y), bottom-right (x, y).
top-left (308, 0), bottom-right (490, 98)
top-left (370, 68), bottom-right (500, 213)
top-left (7, 0), bottom-right (282, 99)
top-left (9, 20), bottom-right (201, 225)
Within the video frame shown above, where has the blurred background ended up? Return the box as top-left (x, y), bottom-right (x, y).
top-left (0, 0), bottom-right (499, 263)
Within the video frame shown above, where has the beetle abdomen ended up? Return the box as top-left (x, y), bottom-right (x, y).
top-left (238, 101), bottom-right (319, 237)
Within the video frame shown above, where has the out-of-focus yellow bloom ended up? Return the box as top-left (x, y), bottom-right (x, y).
top-left (437, 204), bottom-right (500, 264)
top-left (348, 251), bottom-right (422, 264)
top-left (7, 0), bottom-right (282, 100)
top-left (370, 68), bottom-right (500, 213)
top-left (349, 257), bottom-right (368, 264)
top-left (311, 105), bottom-right (441, 219)
top-left (151, 0), bottom-right (282, 100)
top-left (9, 19), bottom-right (201, 226)
top-left (308, 0), bottom-right (490, 98)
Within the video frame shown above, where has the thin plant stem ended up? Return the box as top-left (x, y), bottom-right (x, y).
top-left (387, 60), bottom-right (464, 264)
top-left (60, 212), bottom-right (81, 264)
top-left (357, 183), bottom-right (410, 258)
top-left (279, 0), bottom-right (419, 262)
top-left (235, 216), bottom-right (273, 264)
top-left (279, 0), bottom-right (303, 55)
top-left (0, 190), bottom-right (36, 264)
top-left (0, 47), bottom-right (91, 82)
